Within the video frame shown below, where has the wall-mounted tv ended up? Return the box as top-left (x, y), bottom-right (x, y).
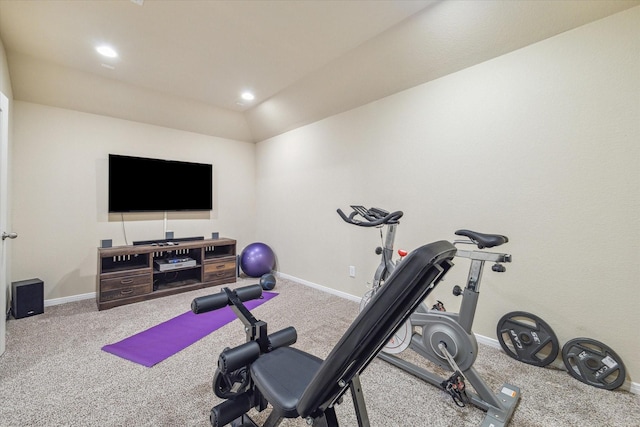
top-left (108, 154), bottom-right (213, 212)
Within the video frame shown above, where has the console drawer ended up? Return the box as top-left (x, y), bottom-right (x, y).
top-left (100, 273), bottom-right (152, 301)
top-left (203, 259), bottom-right (236, 282)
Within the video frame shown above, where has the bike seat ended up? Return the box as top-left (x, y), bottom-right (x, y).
top-left (455, 229), bottom-right (508, 249)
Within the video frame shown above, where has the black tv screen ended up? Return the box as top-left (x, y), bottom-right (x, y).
top-left (108, 154), bottom-right (213, 212)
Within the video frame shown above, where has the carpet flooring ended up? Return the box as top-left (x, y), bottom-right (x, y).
top-left (0, 277), bottom-right (638, 426)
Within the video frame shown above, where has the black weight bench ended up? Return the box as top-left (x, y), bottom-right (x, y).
top-left (192, 240), bottom-right (457, 427)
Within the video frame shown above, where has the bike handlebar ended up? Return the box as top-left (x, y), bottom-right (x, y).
top-left (337, 206), bottom-right (403, 227)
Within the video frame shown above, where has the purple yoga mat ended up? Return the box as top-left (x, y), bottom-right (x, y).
top-left (102, 292), bottom-right (278, 367)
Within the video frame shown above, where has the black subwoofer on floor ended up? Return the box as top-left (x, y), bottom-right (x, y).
top-left (11, 278), bottom-right (44, 319)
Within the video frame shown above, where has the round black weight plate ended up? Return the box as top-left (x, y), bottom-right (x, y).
top-left (212, 367), bottom-right (248, 399)
top-left (562, 337), bottom-right (627, 390)
top-left (496, 311), bottom-right (560, 367)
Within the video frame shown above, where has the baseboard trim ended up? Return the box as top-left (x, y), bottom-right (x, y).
top-left (45, 292), bottom-right (95, 307)
top-left (276, 271), bottom-right (640, 395)
top-left (475, 333), bottom-right (502, 350)
top-left (276, 272), bottom-right (361, 303)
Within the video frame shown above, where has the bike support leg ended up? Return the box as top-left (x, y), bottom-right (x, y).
top-left (378, 352), bottom-right (520, 427)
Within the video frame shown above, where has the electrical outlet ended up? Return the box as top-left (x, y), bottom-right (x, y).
top-left (349, 266), bottom-right (356, 277)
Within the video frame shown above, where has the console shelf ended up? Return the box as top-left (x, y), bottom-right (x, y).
top-left (96, 238), bottom-right (236, 310)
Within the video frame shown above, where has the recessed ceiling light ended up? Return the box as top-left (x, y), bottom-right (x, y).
top-left (241, 91), bottom-right (255, 101)
top-left (96, 45), bottom-right (118, 58)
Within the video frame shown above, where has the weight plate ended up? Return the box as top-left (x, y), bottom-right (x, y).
top-left (496, 311), bottom-right (560, 367)
top-left (212, 367), bottom-right (248, 399)
top-left (562, 337), bottom-right (626, 390)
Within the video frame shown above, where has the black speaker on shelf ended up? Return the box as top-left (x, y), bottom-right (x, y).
top-left (11, 278), bottom-right (44, 319)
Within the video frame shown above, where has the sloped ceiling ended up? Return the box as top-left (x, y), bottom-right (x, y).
top-left (0, 0), bottom-right (638, 142)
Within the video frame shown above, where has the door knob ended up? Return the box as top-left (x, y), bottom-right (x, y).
top-left (1, 232), bottom-right (17, 240)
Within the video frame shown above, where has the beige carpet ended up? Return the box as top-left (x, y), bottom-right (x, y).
top-left (0, 277), bottom-right (638, 426)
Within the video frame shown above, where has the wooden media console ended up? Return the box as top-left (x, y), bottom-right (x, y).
top-left (96, 238), bottom-right (236, 310)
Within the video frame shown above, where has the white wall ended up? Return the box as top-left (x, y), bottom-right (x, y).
top-left (11, 102), bottom-right (256, 300)
top-left (0, 36), bottom-right (14, 357)
top-left (256, 9), bottom-right (640, 383)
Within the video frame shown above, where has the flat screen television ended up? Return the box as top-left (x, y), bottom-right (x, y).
top-left (108, 154), bottom-right (213, 212)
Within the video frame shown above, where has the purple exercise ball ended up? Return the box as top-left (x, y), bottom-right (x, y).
top-left (240, 242), bottom-right (276, 278)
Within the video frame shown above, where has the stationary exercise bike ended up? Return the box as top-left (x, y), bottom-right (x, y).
top-left (337, 205), bottom-right (406, 312)
top-left (337, 206), bottom-right (411, 354)
top-left (338, 206), bottom-right (521, 427)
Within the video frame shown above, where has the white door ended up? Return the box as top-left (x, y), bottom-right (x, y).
top-left (0, 91), bottom-right (10, 355)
